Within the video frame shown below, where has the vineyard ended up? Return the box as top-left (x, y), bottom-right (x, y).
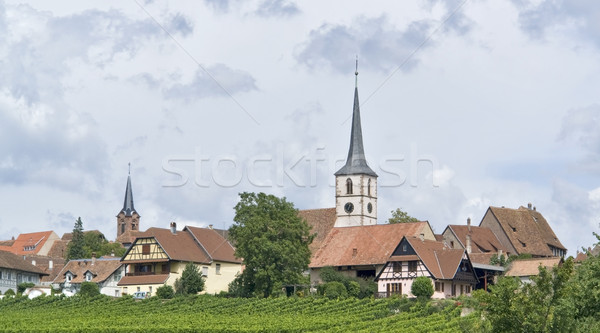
top-left (0, 294), bottom-right (476, 332)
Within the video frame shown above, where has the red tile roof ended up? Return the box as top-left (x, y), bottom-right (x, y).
top-left (505, 257), bottom-right (562, 277)
top-left (309, 222), bottom-right (432, 268)
top-left (405, 237), bottom-right (465, 280)
top-left (2, 231), bottom-right (57, 255)
top-left (446, 225), bottom-right (509, 254)
top-left (130, 228), bottom-right (211, 264)
top-left (184, 226), bottom-right (241, 264)
top-left (298, 208), bottom-right (337, 254)
top-left (54, 258), bottom-right (122, 284)
top-left (118, 274), bottom-right (169, 286)
top-left (0, 250), bottom-right (47, 275)
top-left (487, 206), bottom-right (566, 256)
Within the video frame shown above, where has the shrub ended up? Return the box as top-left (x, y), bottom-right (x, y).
top-left (156, 285), bottom-right (175, 299)
top-left (347, 281), bottom-right (360, 298)
top-left (323, 281), bottom-right (347, 299)
top-left (17, 282), bottom-right (35, 294)
top-left (411, 277), bottom-right (433, 300)
top-left (79, 282), bottom-right (100, 297)
top-left (4, 289), bottom-right (15, 297)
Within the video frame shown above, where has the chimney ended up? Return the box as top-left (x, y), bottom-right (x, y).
top-left (170, 222), bottom-right (177, 234)
top-left (527, 202), bottom-right (532, 210)
top-left (91, 252), bottom-right (96, 266)
top-left (466, 235), bottom-right (472, 254)
top-left (352, 248), bottom-right (357, 258)
top-left (32, 260), bottom-right (36, 266)
top-left (208, 224), bottom-right (213, 230)
top-left (467, 217), bottom-right (471, 232)
top-left (49, 260), bottom-right (53, 271)
top-left (533, 206), bottom-right (536, 211)
top-left (498, 249), bottom-right (503, 258)
top-left (419, 233), bottom-right (425, 242)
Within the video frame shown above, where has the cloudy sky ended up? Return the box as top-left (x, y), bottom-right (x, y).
top-left (0, 0), bottom-right (598, 256)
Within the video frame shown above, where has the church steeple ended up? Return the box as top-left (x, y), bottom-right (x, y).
top-left (334, 64), bottom-right (378, 227)
top-left (334, 63), bottom-right (377, 177)
top-left (116, 164), bottom-right (140, 240)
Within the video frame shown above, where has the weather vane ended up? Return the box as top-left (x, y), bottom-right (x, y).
top-left (355, 55), bottom-right (359, 87)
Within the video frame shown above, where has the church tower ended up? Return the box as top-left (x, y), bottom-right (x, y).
top-left (334, 66), bottom-right (378, 227)
top-left (116, 166), bottom-right (140, 239)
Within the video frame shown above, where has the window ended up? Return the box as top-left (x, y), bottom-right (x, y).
top-left (216, 263), bottom-right (221, 275)
top-left (393, 262), bottom-right (402, 273)
top-left (7, 272), bottom-right (11, 280)
top-left (346, 178), bottom-right (353, 194)
top-left (114, 274), bottom-right (121, 282)
top-left (202, 266), bottom-right (208, 277)
top-left (86, 273), bottom-right (92, 282)
top-left (408, 261), bottom-right (418, 272)
top-left (402, 244), bottom-right (407, 252)
top-left (0, 271), bottom-right (2, 280)
top-left (450, 241), bottom-right (454, 248)
top-left (132, 224), bottom-right (136, 230)
top-left (386, 283), bottom-right (401, 295)
top-left (367, 179), bottom-right (371, 196)
top-left (66, 273), bottom-right (72, 282)
top-left (465, 285), bottom-right (471, 294)
top-left (435, 282), bottom-right (445, 292)
top-left (121, 224), bottom-right (125, 234)
top-left (137, 287), bottom-right (141, 292)
top-left (142, 244), bottom-right (150, 255)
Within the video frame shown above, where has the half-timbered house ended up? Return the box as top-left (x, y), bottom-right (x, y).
top-left (118, 223), bottom-right (241, 296)
top-left (375, 236), bottom-right (477, 299)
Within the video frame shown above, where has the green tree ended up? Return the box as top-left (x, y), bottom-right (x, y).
top-left (156, 285), bottom-right (175, 299)
top-left (79, 282), bottom-right (100, 297)
top-left (66, 217), bottom-right (85, 260)
top-left (174, 263), bottom-right (205, 295)
top-left (411, 276), bottom-right (434, 300)
top-left (82, 231), bottom-right (126, 258)
top-left (388, 208), bottom-right (419, 224)
top-left (323, 281), bottom-right (347, 299)
top-left (17, 282), bottom-right (35, 294)
top-left (229, 192), bottom-right (314, 298)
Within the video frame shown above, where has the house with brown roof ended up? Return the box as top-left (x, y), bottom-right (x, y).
top-left (298, 208), bottom-right (337, 255)
top-left (0, 231), bottom-right (60, 256)
top-left (118, 223), bottom-right (241, 296)
top-left (479, 204), bottom-right (567, 257)
top-left (505, 257), bottom-right (563, 283)
top-left (0, 250), bottom-right (48, 294)
top-left (309, 222), bottom-right (436, 284)
top-left (53, 254), bottom-right (124, 297)
top-left (376, 236), bottom-right (477, 299)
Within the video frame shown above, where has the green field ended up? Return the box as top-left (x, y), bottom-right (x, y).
top-left (0, 295), bottom-right (475, 332)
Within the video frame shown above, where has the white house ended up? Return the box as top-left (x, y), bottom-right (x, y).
top-left (53, 255), bottom-right (124, 297)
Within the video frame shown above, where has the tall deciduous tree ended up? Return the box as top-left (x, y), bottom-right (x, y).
top-left (388, 208), bottom-right (419, 224)
top-left (66, 217), bottom-right (85, 260)
top-left (229, 192), bottom-right (314, 298)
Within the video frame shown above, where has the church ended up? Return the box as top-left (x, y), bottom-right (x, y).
top-left (305, 70), bottom-right (478, 298)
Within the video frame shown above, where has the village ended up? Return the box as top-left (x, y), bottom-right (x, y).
top-left (0, 75), bottom-right (577, 301)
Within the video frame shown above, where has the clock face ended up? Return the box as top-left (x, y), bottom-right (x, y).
top-left (367, 203), bottom-right (373, 213)
top-left (344, 202), bottom-right (354, 213)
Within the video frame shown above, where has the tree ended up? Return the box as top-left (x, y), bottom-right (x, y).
top-left (156, 285), bottom-right (175, 299)
top-left (323, 281), bottom-right (347, 299)
top-left (388, 208), bottom-right (419, 224)
top-left (174, 263), bottom-right (205, 295)
top-left (79, 282), bottom-right (100, 297)
top-left (229, 192), bottom-right (314, 298)
top-left (66, 217), bottom-right (85, 260)
top-left (411, 276), bottom-right (434, 299)
top-left (17, 282), bottom-right (35, 294)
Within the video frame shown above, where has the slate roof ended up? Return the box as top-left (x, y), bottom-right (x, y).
top-left (54, 258), bottom-right (122, 284)
top-left (119, 175), bottom-right (137, 217)
top-left (405, 237), bottom-right (466, 280)
top-left (445, 225), bottom-right (509, 254)
top-left (505, 257), bottom-right (562, 277)
top-left (334, 85), bottom-right (377, 177)
top-left (309, 222), bottom-right (432, 268)
top-left (184, 226), bottom-right (241, 264)
top-left (298, 208), bottom-right (337, 254)
top-left (0, 250), bottom-right (47, 276)
top-left (486, 206), bottom-right (566, 256)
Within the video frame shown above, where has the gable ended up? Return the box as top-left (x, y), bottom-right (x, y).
top-left (392, 238), bottom-right (417, 256)
top-left (122, 237), bottom-right (169, 262)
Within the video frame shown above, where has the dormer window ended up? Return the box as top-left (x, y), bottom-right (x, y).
top-left (66, 273), bottom-right (73, 282)
top-left (86, 273), bottom-right (93, 282)
top-left (346, 178), bottom-right (353, 194)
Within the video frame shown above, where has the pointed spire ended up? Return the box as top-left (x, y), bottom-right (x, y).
top-left (121, 167), bottom-right (136, 217)
top-left (335, 65), bottom-right (377, 177)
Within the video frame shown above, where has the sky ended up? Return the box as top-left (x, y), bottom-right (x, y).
top-left (0, 0), bottom-right (599, 256)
